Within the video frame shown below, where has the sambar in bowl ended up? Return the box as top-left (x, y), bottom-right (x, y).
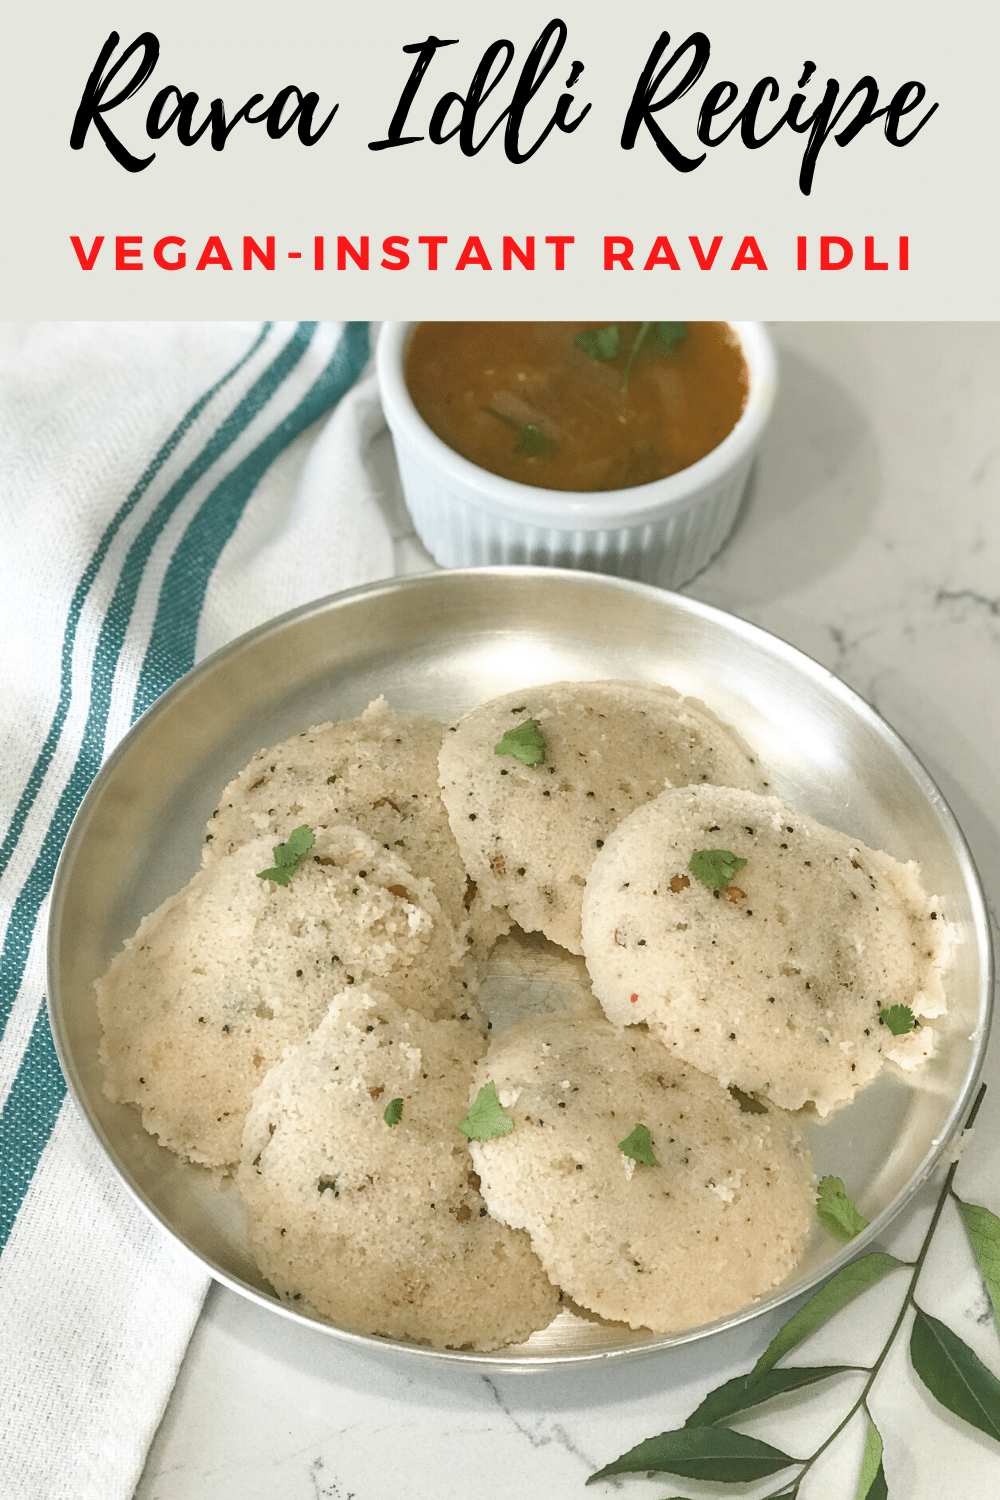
top-left (377, 321), bottom-right (776, 588)
top-left (404, 321), bottom-right (749, 493)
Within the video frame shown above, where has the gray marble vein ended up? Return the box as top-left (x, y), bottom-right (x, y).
top-left (135, 324), bottom-right (1000, 1500)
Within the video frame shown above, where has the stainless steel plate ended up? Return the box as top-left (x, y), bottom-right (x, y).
top-left (47, 568), bottom-right (993, 1369)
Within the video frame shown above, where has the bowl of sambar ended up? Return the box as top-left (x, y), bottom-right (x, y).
top-left (377, 321), bottom-right (776, 589)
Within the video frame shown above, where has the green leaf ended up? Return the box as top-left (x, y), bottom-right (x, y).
top-left (619, 1123), bottom-right (659, 1167)
top-left (277, 824), bottom-right (314, 862)
top-left (866, 1460), bottom-right (888, 1500)
top-left (656, 321), bottom-right (687, 350)
top-left (686, 1366), bottom-right (858, 1428)
top-left (656, 1492), bottom-right (802, 1500)
top-left (575, 325), bottom-right (620, 361)
top-left (752, 1253), bottom-right (909, 1376)
top-left (484, 406), bottom-right (552, 457)
top-left (654, 1486), bottom-right (799, 1500)
top-left (955, 1196), bottom-right (1000, 1335)
top-left (256, 824), bottom-right (315, 886)
top-left (459, 1081), bottom-right (514, 1142)
top-left (879, 1004), bottom-right (916, 1035)
top-left (514, 422), bottom-right (550, 456)
top-left (494, 719), bottom-right (546, 766)
top-left (688, 848), bottom-right (748, 891)
top-left (587, 1426), bottom-right (797, 1484)
top-left (816, 1176), bottom-right (869, 1241)
top-left (910, 1306), bottom-right (1000, 1443)
top-left (383, 1097), bottom-right (404, 1126)
top-left (855, 1415), bottom-right (883, 1500)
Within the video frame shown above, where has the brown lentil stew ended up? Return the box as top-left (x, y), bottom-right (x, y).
top-left (404, 322), bottom-right (749, 493)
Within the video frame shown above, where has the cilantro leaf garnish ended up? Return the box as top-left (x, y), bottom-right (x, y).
top-left (515, 422), bottom-right (549, 456)
top-left (256, 825), bottom-right (315, 886)
top-left (589, 1084), bottom-right (996, 1497)
top-left (656, 321), bottom-right (687, 350)
top-left (618, 1123), bottom-right (659, 1167)
top-left (459, 1081), bottom-right (515, 1141)
top-left (816, 1175), bottom-right (868, 1240)
top-left (575, 322), bottom-right (687, 396)
top-left (622, 322), bottom-right (686, 393)
top-left (494, 719), bottom-right (546, 766)
top-left (383, 1097), bottom-right (404, 1127)
top-left (484, 406), bottom-right (551, 457)
top-left (575, 325), bottom-right (620, 361)
top-left (879, 1004), bottom-right (917, 1036)
top-left (688, 848), bottom-right (748, 891)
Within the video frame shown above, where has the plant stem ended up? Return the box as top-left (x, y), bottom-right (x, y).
top-left (782, 1082), bottom-right (987, 1496)
top-left (620, 321), bottom-right (652, 396)
top-left (484, 405), bottom-right (520, 431)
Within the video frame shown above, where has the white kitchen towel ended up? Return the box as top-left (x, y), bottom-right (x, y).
top-left (0, 321), bottom-right (393, 1500)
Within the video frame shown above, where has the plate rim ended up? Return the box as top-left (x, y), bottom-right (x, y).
top-left (46, 566), bottom-right (995, 1370)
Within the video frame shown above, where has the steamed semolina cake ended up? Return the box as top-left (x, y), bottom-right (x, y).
top-left (468, 1011), bottom-right (813, 1333)
top-left (238, 989), bottom-right (561, 1349)
top-left (97, 827), bottom-right (481, 1169)
top-left (438, 680), bottom-right (769, 954)
top-left (581, 786), bottom-right (951, 1115)
top-left (204, 698), bottom-right (508, 964)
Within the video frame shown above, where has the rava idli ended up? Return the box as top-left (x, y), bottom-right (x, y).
top-left (581, 785), bottom-right (951, 1115)
top-left (438, 680), bottom-right (769, 955)
top-left (204, 697), bottom-right (508, 964)
top-left (238, 988), bottom-right (561, 1350)
top-left (467, 1009), bottom-right (813, 1333)
top-left (97, 826), bottom-right (480, 1169)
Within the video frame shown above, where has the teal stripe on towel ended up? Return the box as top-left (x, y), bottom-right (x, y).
top-left (0, 323), bottom-right (317, 1037)
top-left (0, 322), bottom-right (370, 1253)
top-left (132, 320), bottom-right (370, 716)
top-left (0, 324), bottom-right (271, 888)
top-left (0, 1010), bottom-right (65, 1247)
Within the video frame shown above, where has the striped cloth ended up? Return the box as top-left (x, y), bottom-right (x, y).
top-left (0, 321), bottom-right (392, 1499)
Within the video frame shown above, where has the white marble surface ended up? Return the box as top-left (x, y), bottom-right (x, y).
top-left (134, 324), bottom-right (1000, 1500)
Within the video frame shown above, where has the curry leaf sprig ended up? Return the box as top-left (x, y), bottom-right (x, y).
top-left (587, 1084), bottom-right (998, 1500)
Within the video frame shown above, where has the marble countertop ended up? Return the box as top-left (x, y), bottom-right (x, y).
top-left (134, 324), bottom-right (1000, 1500)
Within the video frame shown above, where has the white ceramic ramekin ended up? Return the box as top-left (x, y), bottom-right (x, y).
top-left (376, 321), bottom-right (777, 589)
